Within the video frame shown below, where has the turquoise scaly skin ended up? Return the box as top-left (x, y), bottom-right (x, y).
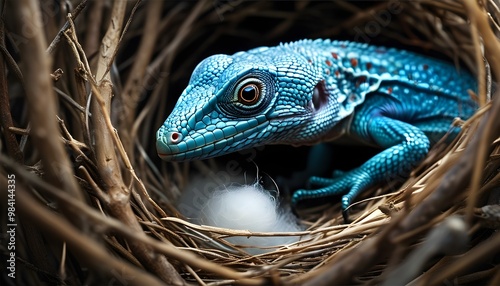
top-left (156, 39), bottom-right (477, 213)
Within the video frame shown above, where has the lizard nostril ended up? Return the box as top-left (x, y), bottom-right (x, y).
top-left (170, 132), bottom-right (182, 144)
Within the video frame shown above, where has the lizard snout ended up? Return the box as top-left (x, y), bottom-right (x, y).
top-left (156, 130), bottom-right (184, 160)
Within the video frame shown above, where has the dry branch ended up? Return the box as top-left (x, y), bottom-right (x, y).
top-left (120, 0), bottom-right (163, 156)
top-left (0, 152), bottom-right (264, 284)
top-left (0, 20), bottom-right (22, 163)
top-left (10, 0), bottom-right (85, 215)
top-left (90, 1), bottom-right (184, 284)
top-left (9, 180), bottom-right (165, 286)
top-left (46, 0), bottom-right (87, 55)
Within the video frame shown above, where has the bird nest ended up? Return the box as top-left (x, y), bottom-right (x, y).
top-left (2, 1), bottom-right (500, 285)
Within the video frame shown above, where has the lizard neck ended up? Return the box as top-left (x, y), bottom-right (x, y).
top-left (275, 40), bottom-right (369, 145)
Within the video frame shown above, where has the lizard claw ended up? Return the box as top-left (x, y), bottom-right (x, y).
top-left (342, 209), bottom-right (351, 224)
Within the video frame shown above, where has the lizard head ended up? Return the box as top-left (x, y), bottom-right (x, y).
top-left (156, 44), bottom-right (341, 161)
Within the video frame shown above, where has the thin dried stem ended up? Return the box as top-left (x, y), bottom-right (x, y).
top-left (10, 0), bottom-right (85, 216)
top-left (89, 1), bottom-right (184, 284)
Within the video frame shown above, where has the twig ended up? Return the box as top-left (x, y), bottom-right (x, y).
top-left (3, 180), bottom-right (166, 286)
top-left (120, 0), bottom-right (163, 155)
top-left (418, 231), bottom-right (500, 286)
top-left (11, 0), bottom-right (86, 216)
top-left (462, 0), bottom-right (499, 226)
top-left (90, 1), bottom-right (186, 284)
top-left (0, 17), bottom-right (23, 162)
top-left (0, 0), bottom-right (23, 82)
top-left (83, 0), bottom-right (104, 56)
top-left (0, 152), bottom-right (264, 285)
top-left (381, 216), bottom-right (468, 286)
top-left (46, 0), bottom-right (87, 54)
top-left (100, 0), bottom-right (143, 83)
top-left (63, 16), bottom-right (94, 83)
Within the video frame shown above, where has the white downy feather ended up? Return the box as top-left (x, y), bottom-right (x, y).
top-left (177, 178), bottom-right (304, 254)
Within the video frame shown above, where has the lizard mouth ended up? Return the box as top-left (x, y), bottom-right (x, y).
top-left (156, 118), bottom-right (270, 161)
top-left (156, 132), bottom-right (217, 161)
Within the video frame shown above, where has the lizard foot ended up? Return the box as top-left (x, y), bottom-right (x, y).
top-left (292, 168), bottom-right (372, 222)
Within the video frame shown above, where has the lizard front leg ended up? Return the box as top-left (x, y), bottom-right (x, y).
top-left (292, 111), bottom-right (431, 219)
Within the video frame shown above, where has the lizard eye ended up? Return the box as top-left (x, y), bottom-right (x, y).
top-left (218, 71), bottom-right (275, 117)
top-left (238, 83), bottom-right (260, 105)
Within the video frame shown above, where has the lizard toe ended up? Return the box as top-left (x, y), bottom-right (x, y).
top-left (307, 176), bottom-right (337, 188)
top-left (293, 168), bottom-right (374, 212)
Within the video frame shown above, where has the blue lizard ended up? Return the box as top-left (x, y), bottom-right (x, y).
top-left (156, 39), bottom-right (477, 215)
